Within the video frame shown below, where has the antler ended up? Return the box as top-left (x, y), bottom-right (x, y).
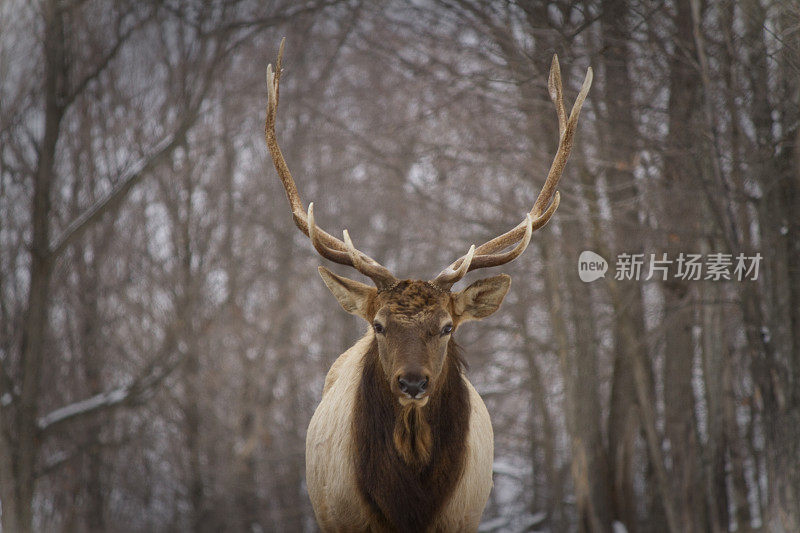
top-left (265, 39), bottom-right (397, 289)
top-left (431, 55), bottom-right (593, 289)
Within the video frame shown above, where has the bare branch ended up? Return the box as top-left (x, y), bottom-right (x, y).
top-left (37, 386), bottom-right (131, 433)
top-left (48, 130), bottom-right (184, 259)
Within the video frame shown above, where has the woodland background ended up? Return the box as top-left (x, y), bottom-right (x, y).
top-left (1, 0), bottom-right (799, 532)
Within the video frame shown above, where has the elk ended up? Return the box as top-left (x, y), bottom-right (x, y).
top-left (264, 39), bottom-right (591, 532)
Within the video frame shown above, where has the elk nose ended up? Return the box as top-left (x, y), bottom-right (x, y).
top-left (398, 374), bottom-right (429, 398)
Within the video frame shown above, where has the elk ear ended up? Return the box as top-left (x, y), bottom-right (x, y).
top-left (318, 266), bottom-right (376, 319)
top-left (452, 274), bottom-right (511, 323)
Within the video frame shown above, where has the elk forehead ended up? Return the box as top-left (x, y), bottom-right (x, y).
top-left (375, 280), bottom-right (451, 321)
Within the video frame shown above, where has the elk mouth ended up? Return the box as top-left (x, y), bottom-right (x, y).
top-left (398, 395), bottom-right (429, 407)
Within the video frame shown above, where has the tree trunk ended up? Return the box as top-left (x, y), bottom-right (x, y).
top-left (740, 0), bottom-right (800, 528)
top-left (514, 300), bottom-right (562, 522)
top-left (598, 1), bottom-right (667, 530)
top-left (660, 1), bottom-right (710, 531)
top-left (540, 236), bottom-right (580, 532)
top-left (13, 2), bottom-right (65, 530)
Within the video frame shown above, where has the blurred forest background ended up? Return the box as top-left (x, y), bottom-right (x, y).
top-left (1, 0), bottom-right (799, 532)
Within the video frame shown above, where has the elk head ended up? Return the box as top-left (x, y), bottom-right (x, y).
top-left (317, 267), bottom-right (512, 407)
top-left (265, 39), bottom-right (592, 406)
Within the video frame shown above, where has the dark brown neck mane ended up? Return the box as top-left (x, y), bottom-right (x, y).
top-left (353, 340), bottom-right (470, 531)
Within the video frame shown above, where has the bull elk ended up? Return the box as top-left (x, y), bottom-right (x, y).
top-left (264, 39), bottom-right (591, 532)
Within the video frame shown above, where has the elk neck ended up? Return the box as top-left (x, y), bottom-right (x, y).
top-left (353, 337), bottom-right (470, 531)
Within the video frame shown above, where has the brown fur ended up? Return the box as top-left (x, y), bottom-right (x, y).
top-left (353, 340), bottom-right (469, 531)
top-left (394, 403), bottom-right (433, 466)
top-left (374, 280), bottom-right (450, 319)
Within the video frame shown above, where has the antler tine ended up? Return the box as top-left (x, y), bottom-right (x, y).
top-left (342, 230), bottom-right (398, 289)
top-left (431, 244), bottom-right (475, 290)
top-left (308, 204), bottom-right (397, 289)
top-left (432, 245), bottom-right (476, 289)
top-left (468, 213), bottom-right (534, 271)
top-left (266, 39), bottom-right (397, 288)
top-left (548, 54), bottom-right (567, 139)
top-left (433, 214), bottom-right (536, 290)
top-left (531, 58), bottom-right (593, 219)
top-left (307, 203), bottom-right (351, 264)
top-left (433, 57), bottom-right (591, 284)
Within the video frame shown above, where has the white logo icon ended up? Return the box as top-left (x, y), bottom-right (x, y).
top-left (578, 251), bottom-right (608, 282)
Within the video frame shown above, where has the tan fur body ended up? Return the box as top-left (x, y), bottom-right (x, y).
top-left (305, 331), bottom-right (494, 532)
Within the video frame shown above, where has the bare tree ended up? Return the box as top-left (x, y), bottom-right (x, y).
top-left (1, 0), bottom-right (799, 530)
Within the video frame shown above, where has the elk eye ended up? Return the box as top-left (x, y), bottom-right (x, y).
top-left (441, 324), bottom-right (454, 336)
top-left (373, 322), bottom-right (385, 335)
